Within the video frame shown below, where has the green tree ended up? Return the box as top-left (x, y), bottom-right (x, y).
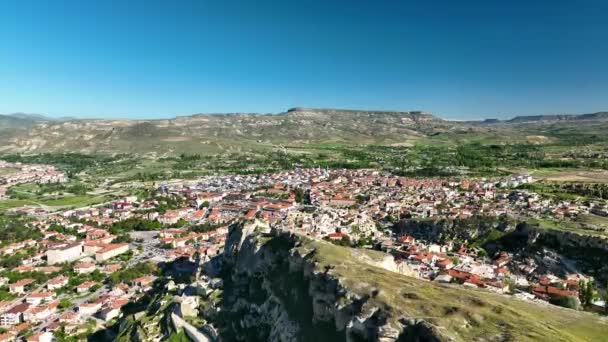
top-left (586, 280), bottom-right (596, 306)
top-left (602, 281), bottom-right (608, 314)
top-left (58, 298), bottom-right (73, 309)
top-left (579, 279), bottom-right (596, 307)
top-left (550, 295), bottom-right (581, 310)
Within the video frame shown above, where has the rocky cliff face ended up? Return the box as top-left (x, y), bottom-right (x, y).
top-left (393, 217), bottom-right (608, 281)
top-left (517, 223), bottom-right (608, 252)
top-left (218, 223), bottom-right (447, 342)
top-left (105, 220), bottom-right (608, 341)
top-left (392, 216), bottom-right (516, 244)
top-left (516, 223), bottom-right (608, 281)
top-left (393, 216), bottom-right (608, 251)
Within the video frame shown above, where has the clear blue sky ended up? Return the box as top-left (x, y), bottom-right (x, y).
top-left (1, 0), bottom-right (607, 120)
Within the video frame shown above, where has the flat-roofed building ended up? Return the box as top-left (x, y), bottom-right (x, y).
top-left (46, 242), bottom-right (83, 265)
top-left (95, 243), bottom-right (129, 262)
top-left (78, 302), bottom-right (101, 316)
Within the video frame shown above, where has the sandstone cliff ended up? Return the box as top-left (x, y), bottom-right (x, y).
top-left (214, 222), bottom-right (608, 341)
top-left (220, 225), bottom-right (446, 342)
top-left (394, 217), bottom-right (608, 282)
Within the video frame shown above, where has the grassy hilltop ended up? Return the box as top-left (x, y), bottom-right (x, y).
top-left (302, 238), bottom-right (608, 341)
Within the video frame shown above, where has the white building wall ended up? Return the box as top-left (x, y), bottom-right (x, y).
top-left (46, 245), bottom-right (83, 265)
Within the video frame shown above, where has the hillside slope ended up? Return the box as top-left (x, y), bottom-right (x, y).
top-left (216, 225), bottom-right (608, 341)
top-left (1, 108), bottom-right (607, 155)
top-left (0, 108), bottom-right (448, 155)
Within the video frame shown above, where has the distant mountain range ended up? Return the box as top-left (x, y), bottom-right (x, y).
top-left (1, 108), bottom-right (606, 155)
top-left (477, 111), bottom-right (608, 124)
top-left (2, 112), bottom-right (77, 122)
top-left (4, 108), bottom-right (607, 124)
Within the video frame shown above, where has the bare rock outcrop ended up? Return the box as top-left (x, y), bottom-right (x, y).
top-left (218, 222), bottom-right (449, 342)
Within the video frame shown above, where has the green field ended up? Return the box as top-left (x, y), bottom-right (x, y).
top-left (523, 217), bottom-right (608, 238)
top-left (0, 194), bottom-right (109, 210)
top-left (533, 169), bottom-right (608, 183)
top-left (0, 167), bottom-right (19, 175)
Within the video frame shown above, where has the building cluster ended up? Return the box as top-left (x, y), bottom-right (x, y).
top-left (275, 169), bottom-right (605, 240)
top-left (0, 167), bottom-right (606, 339)
top-left (379, 234), bottom-right (589, 308)
top-left (42, 226), bottom-right (130, 264)
top-left (0, 160), bottom-right (67, 200)
top-left (0, 272), bottom-right (152, 341)
top-left (37, 168), bottom-right (602, 250)
top-left (159, 227), bottom-right (228, 260)
top-left (0, 222), bottom-right (132, 337)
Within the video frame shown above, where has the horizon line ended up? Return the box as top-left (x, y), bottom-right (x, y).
top-left (1, 107), bottom-right (607, 122)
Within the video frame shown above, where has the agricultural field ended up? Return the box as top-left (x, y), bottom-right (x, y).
top-left (0, 194), bottom-right (110, 210)
top-left (0, 167), bottom-right (19, 175)
top-left (528, 218), bottom-right (608, 238)
top-left (533, 169), bottom-right (608, 183)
